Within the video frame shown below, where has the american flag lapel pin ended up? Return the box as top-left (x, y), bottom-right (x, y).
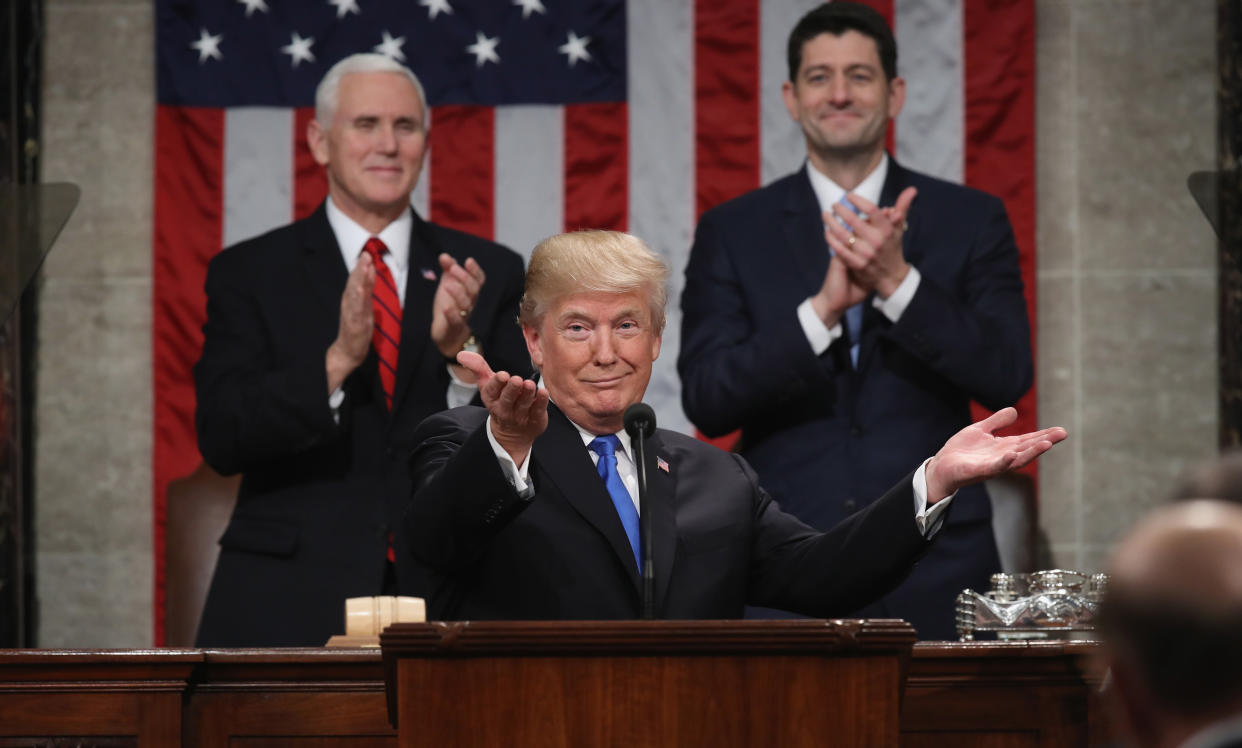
top-left (421, 267), bottom-right (437, 281)
top-left (657, 456), bottom-right (670, 473)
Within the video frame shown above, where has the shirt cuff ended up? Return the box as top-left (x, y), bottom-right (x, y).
top-left (485, 415), bottom-right (535, 498)
top-left (873, 265), bottom-right (921, 322)
top-left (797, 297), bottom-right (844, 356)
top-left (328, 387), bottom-right (345, 424)
top-left (913, 457), bottom-right (954, 537)
top-left (446, 363), bottom-right (480, 409)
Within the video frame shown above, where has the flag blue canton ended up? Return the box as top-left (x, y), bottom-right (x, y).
top-left (156, 0), bottom-right (627, 107)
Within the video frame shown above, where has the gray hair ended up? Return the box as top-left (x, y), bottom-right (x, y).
top-left (520, 230), bottom-right (670, 335)
top-left (315, 53), bottom-right (429, 129)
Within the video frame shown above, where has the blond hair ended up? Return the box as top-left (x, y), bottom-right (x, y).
top-left (520, 230), bottom-right (669, 334)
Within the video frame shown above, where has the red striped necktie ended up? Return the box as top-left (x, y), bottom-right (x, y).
top-left (363, 237), bottom-right (402, 411)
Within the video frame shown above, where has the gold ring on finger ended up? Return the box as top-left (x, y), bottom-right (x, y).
top-left (847, 235), bottom-right (856, 247)
top-left (459, 309), bottom-right (469, 318)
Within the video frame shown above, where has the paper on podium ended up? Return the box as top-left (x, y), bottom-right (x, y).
top-left (324, 595), bottom-right (425, 647)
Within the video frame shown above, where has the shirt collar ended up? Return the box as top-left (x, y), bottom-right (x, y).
top-left (325, 196), bottom-right (413, 272)
top-left (804, 152), bottom-right (889, 213)
top-left (566, 415), bottom-right (634, 462)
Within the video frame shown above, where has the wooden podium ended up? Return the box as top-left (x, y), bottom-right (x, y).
top-left (380, 619), bottom-right (916, 747)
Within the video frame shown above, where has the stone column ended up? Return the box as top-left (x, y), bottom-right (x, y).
top-left (1220, 0), bottom-right (1242, 447)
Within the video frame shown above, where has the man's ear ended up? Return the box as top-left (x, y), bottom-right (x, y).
top-left (522, 323), bottom-right (544, 369)
top-left (887, 75), bottom-right (907, 120)
top-left (307, 118), bottom-right (330, 167)
top-left (781, 80), bottom-right (800, 123)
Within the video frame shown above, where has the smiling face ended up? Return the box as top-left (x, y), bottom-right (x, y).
top-left (522, 290), bottom-right (663, 435)
top-left (782, 30), bottom-right (905, 170)
top-left (307, 70), bottom-right (427, 233)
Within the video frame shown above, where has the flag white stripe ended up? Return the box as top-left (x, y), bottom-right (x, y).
top-left (494, 105), bottom-right (564, 261)
top-left (224, 107), bottom-right (293, 246)
top-left (761, 0), bottom-right (811, 183)
top-left (628, 0), bottom-right (695, 434)
top-left (894, 0), bottom-right (964, 182)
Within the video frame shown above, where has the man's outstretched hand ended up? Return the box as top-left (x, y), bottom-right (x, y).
top-left (456, 351), bottom-right (548, 466)
top-left (925, 408), bottom-right (1067, 504)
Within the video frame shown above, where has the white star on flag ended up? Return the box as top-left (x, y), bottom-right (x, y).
top-left (512, 0), bottom-right (546, 20)
top-left (466, 31), bottom-right (500, 67)
top-left (280, 32), bottom-right (316, 68)
top-left (190, 28), bottom-right (223, 63)
top-left (235, 0), bottom-right (268, 17)
top-left (327, 0), bottom-right (360, 19)
top-left (420, 0), bottom-right (452, 20)
top-left (374, 31), bottom-right (406, 62)
top-left (558, 31), bottom-right (591, 67)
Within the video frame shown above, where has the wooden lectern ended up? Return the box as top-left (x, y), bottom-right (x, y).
top-left (380, 619), bottom-right (915, 747)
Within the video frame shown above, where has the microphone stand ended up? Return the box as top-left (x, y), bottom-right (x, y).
top-left (632, 426), bottom-right (654, 619)
top-left (624, 403), bottom-right (657, 619)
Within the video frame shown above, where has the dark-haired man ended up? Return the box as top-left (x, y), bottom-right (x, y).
top-left (679, 1), bottom-right (1032, 638)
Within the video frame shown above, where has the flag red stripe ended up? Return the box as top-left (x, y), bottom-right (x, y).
top-left (152, 105), bottom-right (225, 644)
top-left (564, 102), bottom-right (628, 232)
top-left (429, 105), bottom-right (495, 239)
top-left (692, 0), bottom-right (760, 450)
top-left (294, 107), bottom-right (328, 221)
top-left (964, 0), bottom-right (1037, 445)
top-left (694, 0), bottom-right (760, 220)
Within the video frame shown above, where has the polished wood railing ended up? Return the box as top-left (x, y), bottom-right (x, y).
top-left (0, 627), bottom-right (1109, 747)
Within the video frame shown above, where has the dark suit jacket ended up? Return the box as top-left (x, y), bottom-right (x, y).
top-left (402, 405), bottom-right (932, 621)
top-left (193, 203), bottom-right (529, 646)
top-left (678, 159), bottom-right (1032, 638)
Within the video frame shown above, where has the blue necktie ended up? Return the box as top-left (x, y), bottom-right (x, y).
top-left (588, 435), bottom-right (641, 571)
top-left (835, 194), bottom-right (865, 367)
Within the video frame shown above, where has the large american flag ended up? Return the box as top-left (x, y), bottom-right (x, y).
top-left (153, 0), bottom-right (1035, 642)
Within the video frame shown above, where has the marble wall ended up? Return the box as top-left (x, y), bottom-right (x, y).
top-left (1034, 0), bottom-right (1218, 575)
top-left (34, 0), bottom-right (1219, 646)
top-left (38, 0), bottom-right (153, 646)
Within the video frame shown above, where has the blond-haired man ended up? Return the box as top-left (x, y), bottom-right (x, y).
top-left (403, 231), bottom-right (1061, 621)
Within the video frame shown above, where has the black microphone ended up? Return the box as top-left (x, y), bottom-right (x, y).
top-left (623, 403), bottom-right (656, 439)
top-left (623, 403), bottom-right (657, 619)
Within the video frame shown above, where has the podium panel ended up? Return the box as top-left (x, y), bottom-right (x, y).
top-left (381, 619), bottom-right (916, 748)
top-left (0, 649), bottom-right (197, 746)
top-left (901, 641), bottom-right (1107, 747)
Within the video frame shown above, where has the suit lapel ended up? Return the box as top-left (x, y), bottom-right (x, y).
top-left (298, 204), bottom-right (351, 314)
top-left (535, 406), bottom-right (642, 590)
top-left (782, 168), bottom-right (832, 297)
top-left (642, 432), bottom-right (678, 616)
top-left (391, 211), bottom-right (439, 413)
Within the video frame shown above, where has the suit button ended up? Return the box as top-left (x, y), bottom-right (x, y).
top-left (850, 425), bottom-right (863, 437)
top-left (385, 447), bottom-right (396, 459)
top-left (843, 498), bottom-right (857, 513)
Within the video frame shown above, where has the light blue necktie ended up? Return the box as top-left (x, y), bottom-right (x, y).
top-left (835, 194), bottom-right (865, 367)
top-left (588, 435), bottom-right (641, 571)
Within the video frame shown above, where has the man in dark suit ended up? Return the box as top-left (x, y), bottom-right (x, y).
top-left (404, 230), bottom-right (1062, 621)
top-left (1099, 500), bottom-right (1242, 748)
top-left (678, 2), bottom-right (1032, 638)
top-left (193, 54), bottom-right (529, 646)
